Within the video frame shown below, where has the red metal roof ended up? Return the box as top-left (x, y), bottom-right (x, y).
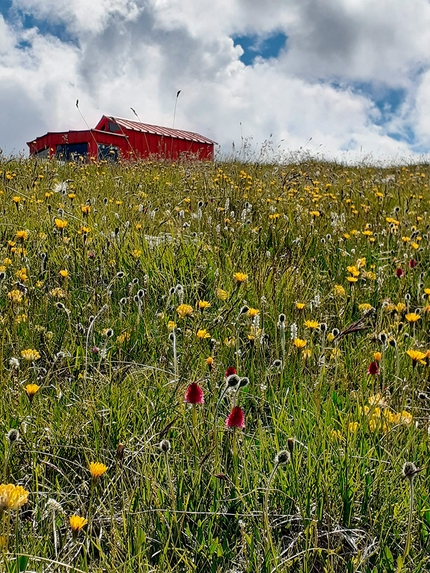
top-left (102, 116), bottom-right (215, 145)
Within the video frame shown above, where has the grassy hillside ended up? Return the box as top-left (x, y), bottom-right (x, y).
top-left (0, 156), bottom-right (430, 572)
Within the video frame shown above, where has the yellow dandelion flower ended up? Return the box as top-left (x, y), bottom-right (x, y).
top-left (206, 356), bottom-right (214, 366)
top-left (395, 302), bottom-right (406, 313)
top-left (293, 338), bottom-right (307, 349)
top-left (167, 320), bottom-right (177, 331)
top-left (59, 270), bottom-right (68, 278)
top-left (233, 272), bottom-right (248, 283)
top-left (15, 230), bottom-right (29, 241)
top-left (21, 349), bottom-right (40, 361)
top-left (405, 313), bottom-right (420, 323)
top-left (81, 205), bottom-right (91, 215)
top-left (304, 320), bottom-right (319, 329)
top-left (198, 300), bottom-right (211, 310)
top-left (50, 287), bottom-right (66, 298)
top-left (197, 329), bottom-right (210, 339)
top-left (386, 217), bottom-right (400, 225)
top-left (358, 303), bottom-right (373, 312)
top-left (247, 308), bottom-right (260, 317)
top-left (7, 290), bottom-right (24, 304)
top-left (295, 302), bottom-right (305, 310)
top-left (69, 515), bottom-right (88, 536)
top-left (15, 268), bottom-right (28, 282)
top-left (346, 276), bottom-right (358, 283)
top-left (176, 304), bottom-right (193, 318)
top-left (334, 284), bottom-right (346, 296)
top-left (24, 384), bottom-right (40, 403)
top-left (373, 352), bottom-right (382, 362)
top-left (216, 288), bottom-right (228, 301)
top-left (406, 349), bottom-right (426, 365)
top-left (399, 411), bottom-right (413, 425)
top-left (0, 484), bottom-right (29, 511)
top-left (347, 265), bottom-right (360, 277)
top-left (89, 462), bottom-right (108, 479)
top-left (54, 218), bottom-right (68, 230)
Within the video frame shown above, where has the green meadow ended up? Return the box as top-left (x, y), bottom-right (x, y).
top-left (0, 156), bottom-right (430, 572)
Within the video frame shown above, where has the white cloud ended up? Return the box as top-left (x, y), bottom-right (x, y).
top-left (0, 0), bottom-right (429, 161)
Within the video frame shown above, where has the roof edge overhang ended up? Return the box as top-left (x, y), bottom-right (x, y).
top-left (98, 115), bottom-right (217, 145)
top-left (27, 129), bottom-right (128, 148)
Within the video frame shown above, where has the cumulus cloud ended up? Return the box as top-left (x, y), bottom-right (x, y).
top-left (0, 0), bottom-right (429, 161)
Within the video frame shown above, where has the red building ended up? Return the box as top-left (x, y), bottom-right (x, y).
top-left (27, 115), bottom-right (215, 161)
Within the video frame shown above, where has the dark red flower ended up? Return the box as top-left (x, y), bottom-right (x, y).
top-left (184, 382), bottom-right (204, 405)
top-left (395, 268), bottom-right (404, 278)
top-left (367, 361), bottom-right (380, 375)
top-left (409, 259), bottom-right (418, 269)
top-left (225, 366), bottom-right (237, 378)
top-left (225, 406), bottom-right (245, 429)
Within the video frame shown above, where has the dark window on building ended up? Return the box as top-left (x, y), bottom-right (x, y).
top-left (108, 121), bottom-right (120, 133)
top-left (34, 147), bottom-right (50, 159)
top-left (98, 144), bottom-right (118, 161)
top-left (56, 142), bottom-right (88, 161)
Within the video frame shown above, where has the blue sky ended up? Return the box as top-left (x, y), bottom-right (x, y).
top-left (232, 32), bottom-right (287, 66)
top-left (1, 0), bottom-right (430, 162)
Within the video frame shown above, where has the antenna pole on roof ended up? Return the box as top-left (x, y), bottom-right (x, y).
top-left (130, 107), bottom-right (150, 157)
top-left (76, 99), bottom-right (99, 158)
top-left (130, 107), bottom-right (143, 123)
top-left (173, 90), bottom-right (181, 129)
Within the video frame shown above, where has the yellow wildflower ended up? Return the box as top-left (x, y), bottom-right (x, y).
top-left (24, 384), bottom-right (40, 403)
top-left (0, 484), bottom-right (29, 511)
top-left (233, 272), bottom-right (248, 283)
top-left (405, 313), bottom-right (420, 323)
top-left (15, 230), bottom-right (29, 241)
top-left (54, 218), bottom-right (68, 230)
top-left (176, 304), bottom-right (193, 318)
top-left (347, 266), bottom-right (360, 277)
top-left (216, 288), bottom-right (228, 301)
top-left (304, 320), bottom-right (319, 329)
top-left (293, 338), bottom-right (307, 349)
top-left (15, 268), bottom-right (28, 282)
top-left (295, 302), bottom-right (305, 310)
top-left (89, 462), bottom-right (108, 479)
top-left (334, 284), bottom-right (345, 296)
top-left (247, 308), bottom-right (260, 317)
top-left (197, 329), bottom-right (210, 339)
top-left (406, 349), bottom-right (426, 365)
top-left (348, 422), bottom-right (359, 433)
top-left (331, 429), bottom-right (342, 440)
top-left (21, 349), bottom-right (40, 361)
top-left (7, 290), bottom-right (24, 304)
top-left (69, 515), bottom-right (88, 537)
top-left (198, 300), bottom-right (211, 310)
top-left (59, 270), bottom-right (68, 278)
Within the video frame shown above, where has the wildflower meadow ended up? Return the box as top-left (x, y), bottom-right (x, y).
top-left (1, 156), bottom-right (430, 572)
